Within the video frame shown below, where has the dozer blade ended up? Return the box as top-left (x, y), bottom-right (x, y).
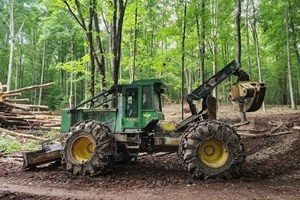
top-left (22, 143), bottom-right (62, 169)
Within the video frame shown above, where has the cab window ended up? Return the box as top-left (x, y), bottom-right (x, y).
top-left (154, 92), bottom-right (161, 111)
top-left (125, 88), bottom-right (138, 117)
top-left (142, 86), bottom-right (153, 110)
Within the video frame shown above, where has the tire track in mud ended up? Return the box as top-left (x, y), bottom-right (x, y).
top-left (0, 180), bottom-right (100, 200)
top-left (246, 132), bottom-right (299, 162)
top-left (242, 131), bottom-right (300, 181)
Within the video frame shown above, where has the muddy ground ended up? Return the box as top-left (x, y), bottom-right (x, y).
top-left (0, 105), bottom-right (299, 200)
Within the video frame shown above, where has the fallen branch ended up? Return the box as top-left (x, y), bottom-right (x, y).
top-left (0, 127), bottom-right (47, 141)
top-left (293, 126), bottom-right (300, 130)
top-left (237, 130), bottom-right (294, 138)
top-left (267, 121), bottom-right (283, 134)
top-left (231, 121), bottom-right (249, 128)
top-left (236, 128), bottom-right (270, 133)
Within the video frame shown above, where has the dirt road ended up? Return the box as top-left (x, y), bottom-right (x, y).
top-left (0, 106), bottom-right (299, 200)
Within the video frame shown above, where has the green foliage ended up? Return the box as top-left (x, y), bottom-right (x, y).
top-left (0, 135), bottom-right (22, 154)
top-left (43, 129), bottom-right (61, 139)
top-left (0, 0), bottom-right (299, 108)
top-left (0, 134), bottom-right (40, 154)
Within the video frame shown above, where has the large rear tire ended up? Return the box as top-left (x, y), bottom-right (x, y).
top-left (178, 120), bottom-right (244, 180)
top-left (61, 120), bottom-right (115, 176)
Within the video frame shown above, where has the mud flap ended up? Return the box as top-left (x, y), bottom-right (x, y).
top-left (22, 143), bottom-right (62, 169)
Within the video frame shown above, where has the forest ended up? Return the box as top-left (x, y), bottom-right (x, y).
top-left (0, 0), bottom-right (299, 110)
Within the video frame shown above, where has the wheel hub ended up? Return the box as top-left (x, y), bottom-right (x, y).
top-left (71, 135), bottom-right (95, 163)
top-left (203, 144), bottom-right (216, 156)
top-left (199, 139), bottom-right (229, 168)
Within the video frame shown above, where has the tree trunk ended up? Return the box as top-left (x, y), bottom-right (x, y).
top-left (251, 0), bottom-right (266, 113)
top-left (69, 40), bottom-right (74, 109)
top-left (7, 0), bottom-right (14, 92)
top-left (196, 0), bottom-right (206, 84)
top-left (30, 29), bottom-right (37, 102)
top-left (181, 0), bottom-right (187, 120)
top-left (131, 0), bottom-right (138, 82)
top-left (236, 0), bottom-right (247, 121)
top-left (93, 11), bottom-right (106, 89)
top-left (236, 0), bottom-right (241, 67)
top-left (211, 0), bottom-right (218, 99)
top-left (111, 0), bottom-right (127, 86)
top-left (63, 0), bottom-right (100, 98)
top-left (38, 40), bottom-right (46, 106)
top-left (245, 0), bottom-right (252, 78)
top-left (285, 6), bottom-right (296, 109)
top-left (290, 20), bottom-right (300, 98)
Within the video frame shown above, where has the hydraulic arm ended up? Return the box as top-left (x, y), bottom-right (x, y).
top-left (186, 60), bottom-right (265, 116)
top-left (187, 60), bottom-right (239, 115)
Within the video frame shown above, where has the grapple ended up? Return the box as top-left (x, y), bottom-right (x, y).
top-left (229, 81), bottom-right (266, 112)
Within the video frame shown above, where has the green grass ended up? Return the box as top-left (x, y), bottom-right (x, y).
top-left (43, 129), bottom-right (61, 139)
top-left (0, 134), bottom-right (40, 154)
top-left (0, 129), bottom-right (62, 154)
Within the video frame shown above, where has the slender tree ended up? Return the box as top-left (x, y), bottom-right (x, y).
top-left (250, 0), bottom-right (266, 112)
top-left (290, 19), bottom-right (300, 98)
top-left (285, 6), bottom-right (296, 109)
top-left (131, 0), bottom-right (138, 82)
top-left (196, 0), bottom-right (206, 84)
top-left (181, 0), bottom-right (187, 120)
top-left (236, 0), bottom-right (247, 121)
top-left (7, 0), bottom-right (14, 92)
top-left (38, 40), bottom-right (46, 106)
top-left (245, 0), bottom-right (252, 78)
top-left (110, 0), bottom-right (128, 86)
top-left (211, 0), bottom-right (218, 98)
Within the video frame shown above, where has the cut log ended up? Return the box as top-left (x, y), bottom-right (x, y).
top-left (4, 82), bottom-right (55, 95)
top-left (4, 98), bottom-right (29, 103)
top-left (9, 111), bottom-right (53, 115)
top-left (0, 102), bottom-right (30, 111)
top-left (23, 149), bottom-right (61, 169)
top-left (4, 115), bottom-right (35, 120)
top-left (0, 82), bottom-right (59, 131)
top-left (0, 112), bottom-right (17, 116)
top-left (6, 120), bottom-right (29, 125)
top-left (0, 127), bottom-right (47, 141)
top-left (15, 104), bottom-right (49, 110)
top-left (2, 93), bottom-right (22, 98)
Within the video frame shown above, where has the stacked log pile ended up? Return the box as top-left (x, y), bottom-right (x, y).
top-left (0, 82), bottom-right (60, 130)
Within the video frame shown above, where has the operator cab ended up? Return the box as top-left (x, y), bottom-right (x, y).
top-left (121, 79), bottom-right (165, 131)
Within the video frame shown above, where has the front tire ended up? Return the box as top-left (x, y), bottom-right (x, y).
top-left (178, 120), bottom-right (244, 179)
top-left (61, 120), bottom-right (115, 176)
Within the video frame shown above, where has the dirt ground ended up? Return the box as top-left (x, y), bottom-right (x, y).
top-left (0, 105), bottom-right (299, 200)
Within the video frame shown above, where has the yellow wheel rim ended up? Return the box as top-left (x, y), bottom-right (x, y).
top-left (71, 135), bottom-right (95, 163)
top-left (161, 122), bottom-right (177, 132)
top-left (199, 139), bottom-right (229, 168)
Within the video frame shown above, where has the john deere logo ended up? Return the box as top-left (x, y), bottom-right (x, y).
top-left (143, 113), bottom-right (151, 118)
